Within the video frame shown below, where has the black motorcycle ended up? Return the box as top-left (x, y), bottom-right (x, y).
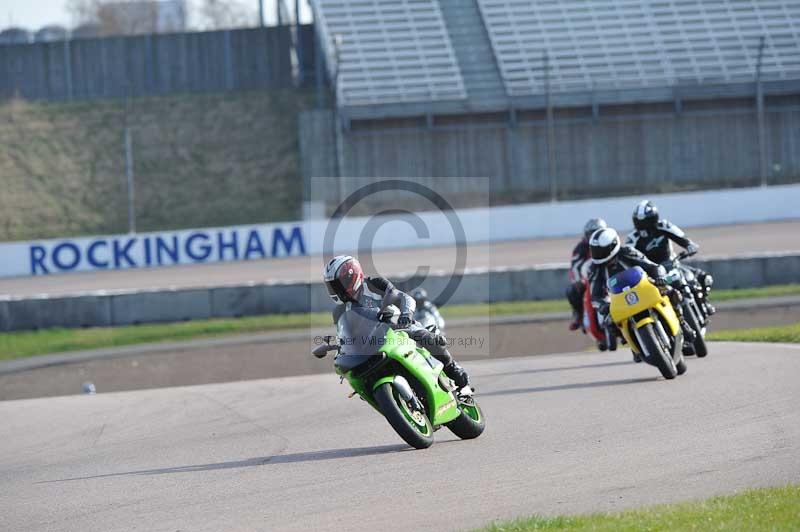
top-left (662, 250), bottom-right (713, 357)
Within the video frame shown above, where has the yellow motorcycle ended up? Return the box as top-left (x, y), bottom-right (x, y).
top-left (608, 267), bottom-right (687, 379)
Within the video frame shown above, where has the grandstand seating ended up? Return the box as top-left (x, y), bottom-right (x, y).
top-left (477, 0), bottom-right (800, 96)
top-left (311, 0), bottom-right (467, 106)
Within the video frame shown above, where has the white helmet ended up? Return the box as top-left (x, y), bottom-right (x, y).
top-left (589, 228), bottom-right (621, 264)
top-left (323, 255), bottom-right (364, 304)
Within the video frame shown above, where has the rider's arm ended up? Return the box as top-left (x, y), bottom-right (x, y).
top-left (657, 219), bottom-right (696, 251)
top-left (569, 241), bottom-right (587, 282)
top-left (331, 306), bottom-right (347, 344)
top-left (332, 305), bottom-right (344, 325)
top-left (588, 264), bottom-right (609, 308)
top-left (624, 230), bottom-right (639, 248)
top-left (622, 246), bottom-right (666, 280)
top-left (366, 277), bottom-right (416, 317)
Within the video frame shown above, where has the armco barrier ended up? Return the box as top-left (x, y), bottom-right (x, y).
top-left (0, 253), bottom-right (798, 332)
top-left (210, 285), bottom-right (267, 318)
top-left (110, 289), bottom-right (212, 325)
top-left (1, 294), bottom-right (112, 331)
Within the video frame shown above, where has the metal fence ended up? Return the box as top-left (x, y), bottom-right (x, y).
top-left (0, 25), bottom-right (317, 101)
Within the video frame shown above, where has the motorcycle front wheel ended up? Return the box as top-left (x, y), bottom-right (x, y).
top-left (636, 323), bottom-right (677, 379)
top-left (684, 303), bottom-right (708, 358)
top-left (374, 382), bottom-right (434, 449)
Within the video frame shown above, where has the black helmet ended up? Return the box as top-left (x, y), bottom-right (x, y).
top-left (412, 287), bottom-right (428, 306)
top-left (589, 228), bottom-right (621, 264)
top-left (633, 200), bottom-right (659, 230)
top-left (583, 218), bottom-right (607, 239)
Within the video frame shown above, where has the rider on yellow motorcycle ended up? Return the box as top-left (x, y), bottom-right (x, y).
top-left (587, 227), bottom-right (696, 361)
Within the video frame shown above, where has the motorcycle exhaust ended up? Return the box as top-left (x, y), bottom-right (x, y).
top-left (393, 376), bottom-right (424, 412)
top-left (393, 376), bottom-right (415, 403)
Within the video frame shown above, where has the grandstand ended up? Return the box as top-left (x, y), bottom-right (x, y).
top-left (313, 0), bottom-right (467, 106)
top-left (479, 0), bottom-right (800, 95)
top-left (304, 0), bottom-right (800, 203)
top-left (311, 0), bottom-right (800, 115)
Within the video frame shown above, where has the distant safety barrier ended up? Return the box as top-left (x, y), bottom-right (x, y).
top-left (0, 252), bottom-right (797, 332)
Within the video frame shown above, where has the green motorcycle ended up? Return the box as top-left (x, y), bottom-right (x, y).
top-left (313, 306), bottom-right (485, 449)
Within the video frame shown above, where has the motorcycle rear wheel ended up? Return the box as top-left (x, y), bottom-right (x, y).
top-left (374, 382), bottom-right (434, 449)
top-left (447, 397), bottom-right (485, 440)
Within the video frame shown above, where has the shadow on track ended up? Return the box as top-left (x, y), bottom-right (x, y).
top-left (477, 360), bottom-right (631, 379)
top-left (39, 443), bottom-right (410, 483)
top-left (479, 376), bottom-right (655, 397)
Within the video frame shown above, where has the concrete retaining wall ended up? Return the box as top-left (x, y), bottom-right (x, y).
top-left (1, 252), bottom-right (797, 331)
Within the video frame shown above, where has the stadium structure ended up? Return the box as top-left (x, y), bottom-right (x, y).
top-left (303, 0), bottom-right (800, 206)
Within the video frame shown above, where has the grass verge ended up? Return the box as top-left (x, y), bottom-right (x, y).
top-left (711, 283), bottom-right (800, 302)
top-left (0, 284), bottom-right (798, 362)
top-left (478, 484), bottom-right (800, 532)
top-left (709, 322), bottom-right (800, 343)
top-left (0, 313), bottom-right (329, 362)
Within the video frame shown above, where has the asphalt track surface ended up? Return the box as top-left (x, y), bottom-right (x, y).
top-left (2, 300), bottom-right (799, 401)
top-left (1, 220), bottom-right (798, 297)
top-left (2, 343), bottom-right (799, 532)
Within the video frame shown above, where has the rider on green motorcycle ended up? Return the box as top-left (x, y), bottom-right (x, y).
top-left (323, 255), bottom-right (471, 390)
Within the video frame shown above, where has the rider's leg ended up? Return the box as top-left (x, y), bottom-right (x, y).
top-left (406, 326), bottom-right (470, 388)
top-left (684, 264), bottom-right (715, 315)
top-left (565, 282), bottom-right (584, 330)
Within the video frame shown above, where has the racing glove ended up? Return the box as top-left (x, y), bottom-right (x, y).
top-left (397, 314), bottom-right (413, 328)
top-left (653, 276), bottom-right (668, 287)
top-left (686, 242), bottom-right (700, 255)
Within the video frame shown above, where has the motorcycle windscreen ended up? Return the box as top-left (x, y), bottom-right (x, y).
top-left (607, 266), bottom-right (644, 294)
top-left (335, 306), bottom-right (391, 371)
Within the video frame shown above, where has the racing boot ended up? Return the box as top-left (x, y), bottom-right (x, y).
top-left (444, 361), bottom-right (471, 391)
top-left (569, 310), bottom-right (581, 331)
